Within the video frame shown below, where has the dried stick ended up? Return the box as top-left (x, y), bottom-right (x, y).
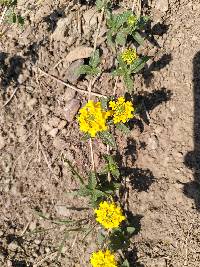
top-left (38, 67), bottom-right (107, 99)
top-left (89, 138), bottom-right (95, 171)
top-left (2, 87), bottom-right (19, 108)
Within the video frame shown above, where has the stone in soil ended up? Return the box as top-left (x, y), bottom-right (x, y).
top-left (64, 99), bottom-right (80, 122)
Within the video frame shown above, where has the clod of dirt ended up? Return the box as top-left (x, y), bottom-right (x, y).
top-left (155, 0), bottom-right (169, 13)
top-left (63, 88), bottom-right (76, 102)
top-left (53, 137), bottom-right (66, 150)
top-left (0, 134), bottom-right (5, 150)
top-left (64, 59), bottom-right (84, 83)
top-left (52, 16), bottom-right (73, 41)
top-left (48, 128), bottom-right (59, 137)
top-left (83, 8), bottom-right (99, 26)
top-left (55, 204), bottom-right (71, 217)
top-left (64, 99), bottom-right (80, 122)
top-left (65, 46), bottom-right (93, 63)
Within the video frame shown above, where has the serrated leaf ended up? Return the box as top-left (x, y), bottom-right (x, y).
top-left (88, 172), bottom-right (97, 189)
top-left (114, 11), bottom-right (132, 30)
top-left (90, 66), bottom-right (101, 76)
top-left (89, 49), bottom-right (100, 68)
top-left (126, 226), bottom-right (135, 235)
top-left (99, 131), bottom-right (116, 148)
top-left (77, 186), bottom-right (91, 197)
top-left (77, 65), bottom-right (93, 75)
top-left (130, 56), bottom-right (149, 73)
top-left (95, 0), bottom-right (109, 11)
top-left (115, 31), bottom-right (126, 46)
top-left (132, 31), bottom-right (144, 45)
top-left (111, 68), bottom-right (123, 77)
top-left (116, 123), bottom-right (131, 134)
top-left (104, 155), bottom-right (120, 178)
top-left (122, 259), bottom-right (130, 267)
top-left (123, 73), bottom-right (133, 92)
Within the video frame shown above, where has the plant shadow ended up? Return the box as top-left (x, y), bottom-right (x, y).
top-left (43, 8), bottom-right (66, 33)
top-left (0, 53), bottom-right (25, 90)
top-left (183, 52), bottom-right (200, 210)
top-left (123, 167), bottom-right (155, 192)
top-left (142, 54), bottom-right (172, 87)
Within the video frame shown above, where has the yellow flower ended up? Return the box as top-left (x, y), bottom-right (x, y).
top-left (127, 15), bottom-right (137, 27)
top-left (78, 100), bottom-right (111, 137)
top-left (109, 97), bottom-right (134, 124)
top-left (121, 48), bottom-right (138, 65)
top-left (94, 201), bottom-right (125, 229)
top-left (90, 250), bottom-right (118, 267)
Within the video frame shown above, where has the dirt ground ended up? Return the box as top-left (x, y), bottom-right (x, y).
top-left (1, 0), bottom-right (200, 266)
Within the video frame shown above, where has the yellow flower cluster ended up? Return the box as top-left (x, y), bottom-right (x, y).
top-left (78, 100), bottom-right (110, 137)
top-left (121, 48), bottom-right (138, 65)
top-left (95, 201), bottom-right (125, 229)
top-left (109, 97), bottom-right (134, 124)
top-left (90, 250), bottom-right (118, 267)
top-left (127, 15), bottom-right (137, 26)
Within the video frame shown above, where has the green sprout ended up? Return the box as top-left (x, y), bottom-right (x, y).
top-left (107, 10), bottom-right (149, 49)
top-left (77, 49), bottom-right (101, 77)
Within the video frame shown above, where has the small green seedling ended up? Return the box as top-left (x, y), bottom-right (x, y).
top-left (78, 49), bottom-right (101, 77)
top-left (107, 10), bottom-right (149, 49)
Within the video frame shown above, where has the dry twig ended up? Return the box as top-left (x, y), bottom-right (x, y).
top-left (37, 67), bottom-right (107, 98)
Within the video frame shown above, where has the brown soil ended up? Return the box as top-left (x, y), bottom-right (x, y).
top-left (1, 0), bottom-right (200, 266)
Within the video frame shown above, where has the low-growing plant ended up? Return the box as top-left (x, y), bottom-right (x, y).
top-left (0, 0), bottom-right (24, 26)
top-left (113, 48), bottom-right (149, 91)
top-left (33, 1), bottom-right (152, 266)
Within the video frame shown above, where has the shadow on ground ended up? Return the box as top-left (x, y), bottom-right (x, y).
top-left (184, 52), bottom-right (200, 209)
top-left (0, 53), bottom-right (24, 90)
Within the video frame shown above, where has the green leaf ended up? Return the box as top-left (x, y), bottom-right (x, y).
top-left (126, 226), bottom-right (135, 235)
top-left (104, 155), bottom-right (120, 178)
top-left (111, 68), bottom-right (124, 77)
top-left (89, 49), bottom-right (100, 68)
top-left (64, 159), bottom-right (85, 185)
top-left (114, 11), bottom-right (132, 30)
top-left (115, 31), bottom-right (126, 46)
top-left (97, 231), bottom-right (106, 246)
top-left (132, 31), bottom-right (144, 45)
top-left (88, 172), bottom-right (97, 189)
top-left (81, 133), bottom-right (91, 141)
top-left (106, 30), bottom-right (115, 49)
top-left (77, 65), bottom-right (93, 75)
top-left (100, 97), bottom-right (108, 109)
top-left (137, 15), bottom-right (149, 29)
top-left (122, 259), bottom-right (130, 267)
top-left (96, 0), bottom-right (109, 11)
top-left (99, 131), bottom-right (116, 148)
top-left (130, 56), bottom-right (149, 73)
top-left (123, 73), bottom-right (133, 92)
top-left (77, 186), bottom-right (91, 197)
top-left (16, 14), bottom-right (24, 26)
top-left (116, 123), bottom-right (131, 134)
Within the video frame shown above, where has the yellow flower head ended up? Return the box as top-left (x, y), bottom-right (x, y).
top-left (78, 100), bottom-right (111, 137)
top-left (109, 97), bottom-right (134, 124)
top-left (94, 201), bottom-right (125, 229)
top-left (127, 15), bottom-right (137, 27)
top-left (90, 250), bottom-right (118, 267)
top-left (121, 48), bottom-right (138, 65)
